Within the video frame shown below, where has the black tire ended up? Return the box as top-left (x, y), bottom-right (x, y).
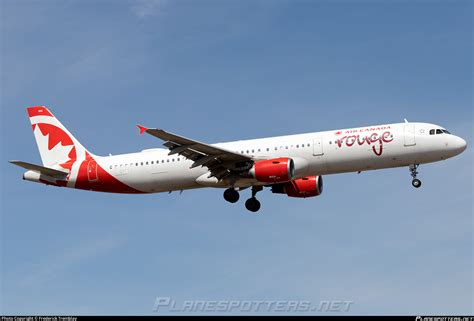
top-left (223, 188), bottom-right (239, 203)
top-left (245, 197), bottom-right (261, 212)
top-left (412, 179), bottom-right (422, 188)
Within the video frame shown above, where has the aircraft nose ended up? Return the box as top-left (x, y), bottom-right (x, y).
top-left (451, 136), bottom-right (467, 154)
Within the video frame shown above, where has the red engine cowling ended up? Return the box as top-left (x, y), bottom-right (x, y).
top-left (272, 176), bottom-right (323, 198)
top-left (250, 157), bottom-right (295, 183)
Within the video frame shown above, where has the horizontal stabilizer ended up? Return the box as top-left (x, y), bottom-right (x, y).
top-left (9, 160), bottom-right (69, 178)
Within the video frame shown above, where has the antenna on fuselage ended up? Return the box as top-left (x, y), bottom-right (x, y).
top-left (404, 118), bottom-right (409, 123)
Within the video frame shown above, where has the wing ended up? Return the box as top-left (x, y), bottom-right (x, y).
top-left (137, 125), bottom-right (253, 181)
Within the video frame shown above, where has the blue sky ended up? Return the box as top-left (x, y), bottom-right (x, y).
top-left (1, 0), bottom-right (472, 315)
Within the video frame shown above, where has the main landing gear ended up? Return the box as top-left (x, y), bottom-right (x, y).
top-left (245, 186), bottom-right (262, 213)
top-left (223, 186), bottom-right (262, 212)
top-left (223, 188), bottom-right (239, 203)
top-left (409, 164), bottom-right (422, 188)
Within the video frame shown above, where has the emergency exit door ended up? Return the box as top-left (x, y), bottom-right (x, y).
top-left (87, 159), bottom-right (98, 181)
top-left (313, 138), bottom-right (324, 156)
top-left (404, 124), bottom-right (416, 146)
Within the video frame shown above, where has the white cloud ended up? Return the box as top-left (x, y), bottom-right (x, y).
top-left (131, 0), bottom-right (166, 19)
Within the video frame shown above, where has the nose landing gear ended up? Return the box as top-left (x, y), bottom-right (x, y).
top-left (409, 164), bottom-right (422, 188)
top-left (245, 186), bottom-right (263, 212)
top-left (412, 178), bottom-right (422, 188)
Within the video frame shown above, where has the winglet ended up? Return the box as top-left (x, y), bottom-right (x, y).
top-left (136, 125), bottom-right (148, 135)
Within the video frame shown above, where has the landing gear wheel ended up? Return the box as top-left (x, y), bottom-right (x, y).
top-left (245, 197), bottom-right (261, 212)
top-left (412, 179), bottom-right (422, 188)
top-left (223, 188), bottom-right (239, 203)
top-left (409, 164), bottom-right (422, 189)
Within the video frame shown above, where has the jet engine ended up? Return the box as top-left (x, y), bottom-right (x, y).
top-left (271, 176), bottom-right (323, 198)
top-left (249, 157), bottom-right (294, 183)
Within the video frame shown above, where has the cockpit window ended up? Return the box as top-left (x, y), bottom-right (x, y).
top-left (430, 128), bottom-right (451, 135)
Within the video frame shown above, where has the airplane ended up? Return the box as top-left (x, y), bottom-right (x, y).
top-left (10, 106), bottom-right (467, 212)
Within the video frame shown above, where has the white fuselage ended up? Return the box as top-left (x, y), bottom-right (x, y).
top-left (74, 122), bottom-right (466, 194)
